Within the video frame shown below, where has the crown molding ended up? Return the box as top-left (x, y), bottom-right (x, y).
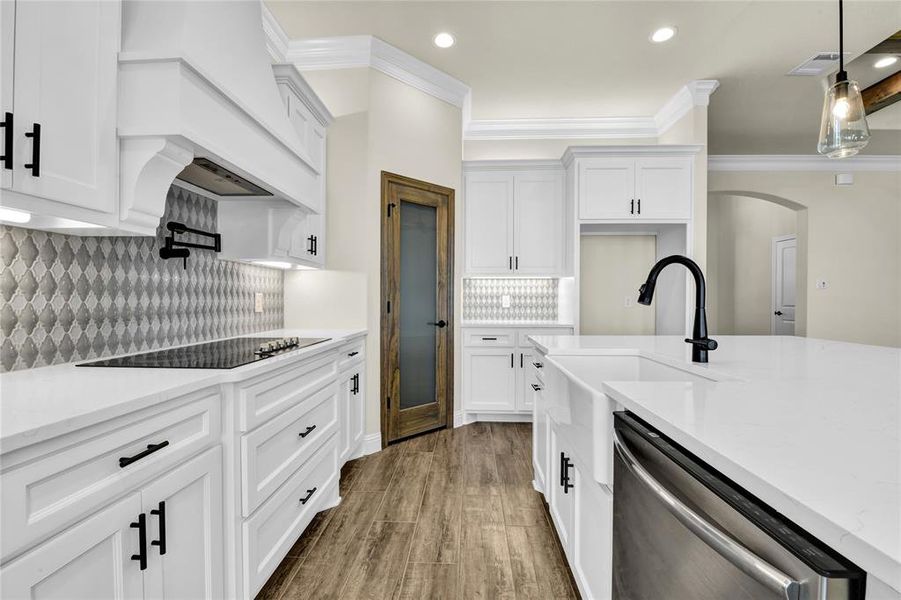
top-left (464, 117), bottom-right (658, 140)
top-left (463, 159), bottom-right (564, 171)
top-left (261, 3), bottom-right (289, 63)
top-left (562, 144), bottom-right (703, 167)
top-left (260, 11), bottom-right (718, 140)
top-left (708, 154), bottom-right (901, 172)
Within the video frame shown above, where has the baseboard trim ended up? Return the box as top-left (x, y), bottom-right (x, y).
top-left (462, 412), bottom-right (533, 423)
top-left (361, 432), bottom-right (382, 456)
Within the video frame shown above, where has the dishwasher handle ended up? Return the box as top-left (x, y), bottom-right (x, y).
top-left (613, 430), bottom-right (800, 600)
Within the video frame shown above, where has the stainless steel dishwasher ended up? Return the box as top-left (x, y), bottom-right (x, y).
top-left (612, 412), bottom-right (866, 600)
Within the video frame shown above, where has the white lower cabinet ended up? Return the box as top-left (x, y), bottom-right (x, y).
top-left (539, 356), bottom-right (613, 600)
top-left (1, 491), bottom-right (144, 599)
top-left (1, 447), bottom-right (223, 600)
top-left (338, 362), bottom-right (365, 463)
top-left (141, 448), bottom-right (224, 600)
top-left (463, 327), bottom-right (572, 417)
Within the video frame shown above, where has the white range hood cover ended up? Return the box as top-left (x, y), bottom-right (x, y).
top-left (117, 0), bottom-right (318, 234)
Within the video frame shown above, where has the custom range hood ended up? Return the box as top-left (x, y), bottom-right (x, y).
top-left (116, 0), bottom-right (319, 234)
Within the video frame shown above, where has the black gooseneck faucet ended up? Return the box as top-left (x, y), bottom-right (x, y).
top-left (637, 255), bottom-right (718, 363)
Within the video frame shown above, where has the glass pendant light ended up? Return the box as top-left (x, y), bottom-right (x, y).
top-left (817, 0), bottom-right (870, 158)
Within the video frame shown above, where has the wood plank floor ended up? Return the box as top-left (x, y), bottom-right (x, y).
top-left (256, 423), bottom-right (578, 600)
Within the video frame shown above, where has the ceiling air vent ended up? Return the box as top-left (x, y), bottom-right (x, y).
top-left (787, 52), bottom-right (851, 76)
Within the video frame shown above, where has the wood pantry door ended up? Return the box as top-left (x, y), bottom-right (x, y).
top-left (381, 172), bottom-right (455, 444)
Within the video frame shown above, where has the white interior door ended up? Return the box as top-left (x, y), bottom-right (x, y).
top-left (772, 235), bottom-right (797, 335)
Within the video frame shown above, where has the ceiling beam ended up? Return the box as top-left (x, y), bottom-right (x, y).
top-left (862, 71), bottom-right (901, 114)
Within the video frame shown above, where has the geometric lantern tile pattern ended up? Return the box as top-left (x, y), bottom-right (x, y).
top-left (0, 186), bottom-right (284, 372)
top-left (462, 277), bottom-right (559, 322)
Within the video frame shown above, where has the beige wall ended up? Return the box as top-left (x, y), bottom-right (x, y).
top-left (285, 71), bottom-right (463, 438)
top-left (707, 195), bottom-right (797, 335)
top-left (709, 170), bottom-right (901, 347)
top-left (580, 235), bottom-right (657, 335)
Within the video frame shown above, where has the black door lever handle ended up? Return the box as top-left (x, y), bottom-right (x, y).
top-left (427, 320), bottom-right (447, 328)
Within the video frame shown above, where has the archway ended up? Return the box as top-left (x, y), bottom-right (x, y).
top-left (707, 190), bottom-right (809, 337)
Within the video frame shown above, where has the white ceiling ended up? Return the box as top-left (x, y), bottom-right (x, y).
top-left (266, 1), bottom-right (901, 154)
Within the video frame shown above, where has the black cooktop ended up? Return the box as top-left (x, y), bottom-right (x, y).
top-left (76, 336), bottom-right (331, 369)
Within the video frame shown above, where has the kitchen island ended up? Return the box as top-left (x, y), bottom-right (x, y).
top-left (528, 334), bottom-right (900, 599)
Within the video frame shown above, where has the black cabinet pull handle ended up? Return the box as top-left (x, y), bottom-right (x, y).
top-left (119, 441), bottom-right (169, 468)
top-left (509, 256), bottom-right (512, 270)
top-left (532, 361), bottom-right (543, 369)
top-left (299, 487), bottom-right (317, 504)
top-left (510, 353), bottom-right (514, 368)
top-left (150, 501), bottom-right (166, 555)
top-left (313, 235), bottom-right (318, 256)
top-left (347, 351), bottom-right (359, 357)
top-left (131, 513), bottom-right (147, 570)
top-left (307, 235), bottom-right (315, 255)
top-left (481, 337), bottom-right (497, 341)
top-left (531, 383), bottom-right (542, 391)
top-left (562, 455), bottom-right (574, 493)
top-left (353, 373), bottom-right (359, 394)
top-left (24, 123), bottom-right (40, 177)
top-left (299, 425), bottom-right (317, 438)
top-left (0, 112), bottom-right (12, 170)
top-left (630, 199), bottom-right (634, 214)
top-left (515, 256), bottom-right (519, 270)
top-left (559, 452), bottom-right (566, 488)
top-left (520, 353), bottom-right (523, 368)
top-left (637, 198), bottom-right (641, 215)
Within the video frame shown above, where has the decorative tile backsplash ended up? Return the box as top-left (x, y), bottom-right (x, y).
top-left (463, 278), bottom-right (559, 322)
top-left (0, 186), bottom-right (284, 372)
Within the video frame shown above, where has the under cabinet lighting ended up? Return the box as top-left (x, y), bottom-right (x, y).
top-left (874, 56), bottom-right (898, 69)
top-left (0, 207), bottom-right (32, 224)
top-left (650, 27), bottom-right (676, 43)
top-left (433, 32), bottom-right (455, 48)
top-left (253, 260), bottom-right (294, 270)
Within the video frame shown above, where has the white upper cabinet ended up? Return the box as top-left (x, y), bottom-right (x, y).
top-left (635, 157), bottom-right (693, 220)
top-left (464, 172), bottom-right (515, 274)
top-left (5, 0), bottom-right (119, 213)
top-left (578, 158), bottom-right (635, 220)
top-left (514, 172), bottom-right (565, 274)
top-left (573, 150), bottom-right (696, 221)
top-left (464, 167), bottom-right (565, 276)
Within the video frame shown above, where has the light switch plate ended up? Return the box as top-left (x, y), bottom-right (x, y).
top-left (624, 296), bottom-right (634, 308)
top-left (254, 292), bottom-right (264, 313)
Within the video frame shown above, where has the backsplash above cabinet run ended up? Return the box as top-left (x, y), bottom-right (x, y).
top-left (463, 278), bottom-right (559, 322)
top-left (0, 187), bottom-right (284, 372)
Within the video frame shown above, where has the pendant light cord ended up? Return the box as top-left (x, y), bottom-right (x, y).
top-left (838, 0), bottom-right (847, 80)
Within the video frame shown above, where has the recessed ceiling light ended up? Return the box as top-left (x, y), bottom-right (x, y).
top-left (650, 27), bottom-right (676, 43)
top-left (433, 32), bottom-right (455, 48)
top-left (874, 56), bottom-right (898, 69)
top-left (0, 207), bottom-right (31, 224)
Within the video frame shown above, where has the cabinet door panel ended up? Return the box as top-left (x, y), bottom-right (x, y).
top-left (12, 0), bottom-right (119, 212)
top-left (635, 157), bottom-right (692, 219)
top-left (0, 492), bottom-right (143, 600)
top-left (516, 349), bottom-right (534, 411)
top-left (463, 348), bottom-right (516, 412)
top-left (142, 447), bottom-right (224, 600)
top-left (350, 368), bottom-right (365, 455)
top-left (572, 467), bottom-right (613, 600)
top-left (548, 424), bottom-right (574, 551)
top-left (1, 0), bottom-right (14, 191)
top-left (513, 172), bottom-right (564, 274)
top-left (578, 158), bottom-right (635, 220)
top-left (464, 173), bottom-right (514, 273)
top-left (339, 374), bottom-right (353, 462)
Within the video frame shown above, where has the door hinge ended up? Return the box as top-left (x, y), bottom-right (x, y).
top-left (387, 202), bottom-right (396, 217)
top-left (387, 300), bottom-right (391, 313)
top-left (386, 396), bottom-right (391, 409)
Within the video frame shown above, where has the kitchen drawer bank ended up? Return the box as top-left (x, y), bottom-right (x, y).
top-left (0, 329), bottom-right (367, 600)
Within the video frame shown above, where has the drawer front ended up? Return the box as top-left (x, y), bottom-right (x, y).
top-left (238, 352), bottom-right (338, 432)
top-left (517, 328), bottom-right (573, 348)
top-left (463, 329), bottom-right (515, 348)
top-left (243, 434), bottom-right (339, 598)
top-left (241, 382), bottom-right (339, 516)
top-left (337, 338), bottom-right (365, 371)
top-left (1, 388), bottom-right (221, 561)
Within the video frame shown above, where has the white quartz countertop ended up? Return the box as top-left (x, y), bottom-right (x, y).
top-left (0, 329), bottom-right (366, 454)
top-left (531, 334), bottom-right (901, 593)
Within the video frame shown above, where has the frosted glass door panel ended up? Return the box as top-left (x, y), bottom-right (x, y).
top-left (399, 200), bottom-right (437, 409)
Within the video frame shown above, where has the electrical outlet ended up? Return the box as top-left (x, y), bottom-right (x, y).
top-left (624, 296), bottom-right (634, 308)
top-left (502, 294), bottom-right (511, 308)
top-left (254, 292), bottom-right (264, 313)
top-left (816, 280), bottom-right (828, 290)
